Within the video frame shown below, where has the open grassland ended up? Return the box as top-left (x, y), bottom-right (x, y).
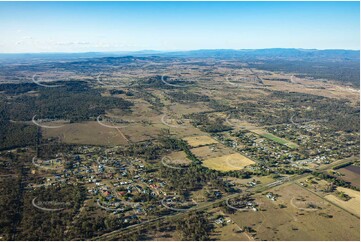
top-left (260, 72), bottom-right (360, 106)
top-left (42, 121), bottom-right (129, 146)
top-left (202, 153), bottom-right (255, 172)
top-left (324, 187), bottom-right (360, 217)
top-left (191, 143), bottom-right (235, 160)
top-left (213, 221), bottom-right (250, 241)
top-left (227, 183), bottom-right (359, 240)
top-left (209, 208), bottom-right (251, 241)
top-left (43, 111), bottom-right (207, 146)
top-left (119, 123), bottom-right (160, 143)
top-left (165, 151), bottom-right (192, 165)
top-left (183, 135), bottom-right (218, 147)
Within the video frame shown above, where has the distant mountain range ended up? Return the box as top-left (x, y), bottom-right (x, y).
top-left (0, 48), bottom-right (359, 62)
top-left (0, 48), bottom-right (359, 87)
top-left (161, 48), bottom-right (360, 61)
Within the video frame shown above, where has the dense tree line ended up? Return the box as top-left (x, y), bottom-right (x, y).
top-left (68, 213), bottom-right (128, 240)
top-left (0, 177), bottom-right (21, 240)
top-left (0, 121), bottom-right (38, 150)
top-left (159, 164), bottom-right (226, 197)
top-left (175, 212), bottom-right (213, 240)
top-left (141, 75), bottom-right (197, 89)
top-left (37, 142), bottom-right (76, 159)
top-left (167, 91), bottom-right (210, 103)
top-left (0, 82), bottom-right (40, 95)
top-left (3, 81), bottom-right (133, 122)
top-left (17, 184), bottom-right (86, 240)
top-left (332, 162), bottom-right (353, 170)
top-left (0, 152), bottom-right (31, 240)
top-left (312, 171), bottom-right (359, 191)
top-left (248, 59), bottom-right (360, 87)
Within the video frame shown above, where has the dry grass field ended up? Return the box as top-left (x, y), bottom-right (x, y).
top-left (324, 187), bottom-right (360, 217)
top-left (213, 222), bottom-right (250, 241)
top-left (190, 143), bottom-right (234, 160)
top-left (165, 151), bottom-right (192, 165)
top-left (258, 71), bottom-right (360, 105)
top-left (183, 135), bottom-right (218, 147)
top-left (43, 120), bottom-right (165, 145)
top-left (227, 183), bottom-right (360, 240)
top-left (202, 153), bottom-right (255, 172)
top-left (152, 114), bottom-right (206, 138)
top-left (42, 121), bottom-right (129, 146)
top-left (209, 209), bottom-right (251, 241)
top-left (44, 106), bottom-right (210, 146)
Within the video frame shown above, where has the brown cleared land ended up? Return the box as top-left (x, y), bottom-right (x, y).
top-left (228, 183), bottom-right (359, 241)
top-left (337, 165), bottom-right (360, 188)
top-left (202, 153), bottom-right (255, 172)
top-left (183, 135), bottom-right (218, 147)
top-left (191, 143), bottom-right (234, 160)
top-left (42, 121), bottom-right (129, 146)
top-left (324, 187), bottom-right (360, 217)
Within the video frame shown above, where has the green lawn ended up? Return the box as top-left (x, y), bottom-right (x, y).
top-left (261, 133), bottom-right (298, 149)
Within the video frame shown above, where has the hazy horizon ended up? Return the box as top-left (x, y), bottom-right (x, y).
top-left (0, 1), bottom-right (359, 53)
top-left (0, 47), bottom-right (360, 55)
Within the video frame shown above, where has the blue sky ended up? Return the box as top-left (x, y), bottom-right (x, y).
top-left (0, 1), bottom-right (359, 53)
